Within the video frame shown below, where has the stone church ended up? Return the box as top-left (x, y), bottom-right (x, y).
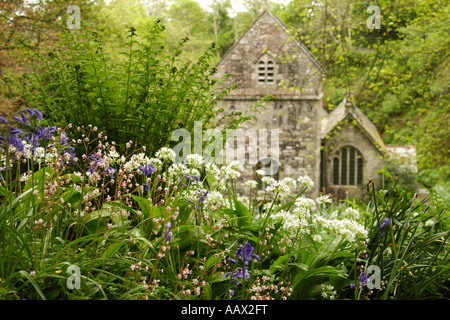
top-left (214, 11), bottom-right (390, 198)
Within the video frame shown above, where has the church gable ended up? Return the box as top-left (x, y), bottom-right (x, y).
top-left (321, 95), bottom-right (386, 154)
top-left (215, 11), bottom-right (324, 99)
top-left (321, 95), bottom-right (386, 198)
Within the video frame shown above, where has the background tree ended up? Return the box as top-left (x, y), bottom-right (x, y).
top-left (0, 0), bottom-right (103, 117)
top-left (273, 0), bottom-right (449, 190)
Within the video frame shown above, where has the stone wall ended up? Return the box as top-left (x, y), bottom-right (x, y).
top-left (220, 99), bottom-right (323, 197)
top-left (213, 11), bottom-right (326, 197)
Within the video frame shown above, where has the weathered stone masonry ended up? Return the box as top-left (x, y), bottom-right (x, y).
top-left (214, 11), bottom-right (390, 198)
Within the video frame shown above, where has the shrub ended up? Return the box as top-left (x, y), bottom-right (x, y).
top-left (12, 21), bottom-right (245, 156)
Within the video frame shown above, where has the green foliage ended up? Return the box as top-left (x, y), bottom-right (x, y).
top-left (14, 21), bottom-right (235, 156)
top-left (274, 0), bottom-right (450, 188)
top-left (359, 169), bottom-right (449, 299)
top-left (0, 124), bottom-right (447, 300)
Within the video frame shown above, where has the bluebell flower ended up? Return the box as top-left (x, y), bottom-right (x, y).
top-left (235, 241), bottom-right (260, 266)
top-left (184, 174), bottom-right (200, 183)
top-left (13, 115), bottom-right (23, 123)
top-left (87, 153), bottom-right (103, 174)
top-left (34, 109), bottom-right (43, 121)
top-left (143, 184), bottom-right (150, 191)
top-left (162, 222), bottom-right (173, 243)
top-left (24, 133), bottom-right (40, 155)
top-left (8, 134), bottom-right (24, 152)
top-left (36, 126), bottom-right (56, 141)
top-left (20, 112), bottom-right (29, 123)
top-left (199, 190), bottom-right (208, 203)
top-left (224, 242), bottom-right (259, 287)
top-left (59, 132), bottom-right (69, 146)
top-left (359, 272), bottom-right (368, 284)
top-left (10, 127), bottom-right (22, 135)
top-left (379, 217), bottom-right (390, 230)
top-left (104, 166), bottom-right (115, 178)
top-left (0, 116), bottom-right (7, 123)
top-left (139, 163), bottom-right (155, 176)
top-left (25, 108), bottom-right (35, 117)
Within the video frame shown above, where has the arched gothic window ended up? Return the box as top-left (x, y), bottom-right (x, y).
top-left (257, 56), bottom-right (275, 85)
top-left (332, 147), bottom-right (363, 186)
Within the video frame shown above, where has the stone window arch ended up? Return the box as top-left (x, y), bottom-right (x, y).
top-left (332, 146), bottom-right (363, 186)
top-left (257, 54), bottom-right (275, 85)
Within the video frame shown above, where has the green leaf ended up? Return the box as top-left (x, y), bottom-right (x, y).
top-left (18, 271), bottom-right (47, 300)
top-left (205, 254), bottom-right (224, 272)
top-left (102, 242), bottom-right (125, 259)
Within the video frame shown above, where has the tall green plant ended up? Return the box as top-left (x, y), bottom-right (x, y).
top-left (14, 20), bottom-right (240, 156)
top-left (361, 171), bottom-right (449, 299)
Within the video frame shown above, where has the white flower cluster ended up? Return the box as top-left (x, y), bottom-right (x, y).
top-left (167, 163), bottom-right (200, 182)
top-left (272, 209), bottom-right (309, 234)
top-left (320, 284), bottom-right (337, 300)
top-left (123, 152), bottom-right (152, 172)
top-left (221, 161), bottom-right (242, 180)
top-left (203, 190), bottom-right (225, 209)
top-left (297, 176), bottom-right (314, 191)
top-left (342, 207), bottom-right (360, 220)
top-left (244, 180), bottom-right (258, 189)
top-left (293, 197), bottom-right (316, 219)
top-left (264, 177), bottom-right (298, 200)
top-left (316, 194), bottom-right (333, 205)
top-left (315, 216), bottom-right (368, 243)
top-left (155, 147), bottom-right (176, 162)
top-left (184, 154), bottom-right (204, 169)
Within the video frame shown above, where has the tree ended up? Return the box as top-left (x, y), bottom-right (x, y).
top-left (0, 0), bottom-right (103, 117)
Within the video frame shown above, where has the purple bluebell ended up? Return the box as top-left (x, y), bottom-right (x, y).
top-left (235, 241), bottom-right (260, 266)
top-left (10, 127), bottom-right (22, 135)
top-left (8, 134), bottom-right (24, 152)
top-left (0, 116), bottom-right (7, 124)
top-left (224, 242), bottom-right (259, 287)
top-left (359, 272), bottom-right (368, 284)
top-left (139, 163), bottom-right (155, 176)
top-left (36, 126), bottom-right (56, 142)
top-left (87, 153), bottom-right (103, 174)
top-left (32, 109), bottom-right (43, 121)
top-left (20, 112), bottom-right (28, 123)
top-left (184, 174), bottom-right (200, 183)
top-left (25, 108), bottom-right (35, 116)
top-left (104, 166), bottom-right (115, 178)
top-left (379, 217), bottom-right (390, 230)
top-left (162, 222), bottom-right (173, 243)
top-left (13, 115), bottom-right (23, 123)
top-left (199, 190), bottom-right (208, 203)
